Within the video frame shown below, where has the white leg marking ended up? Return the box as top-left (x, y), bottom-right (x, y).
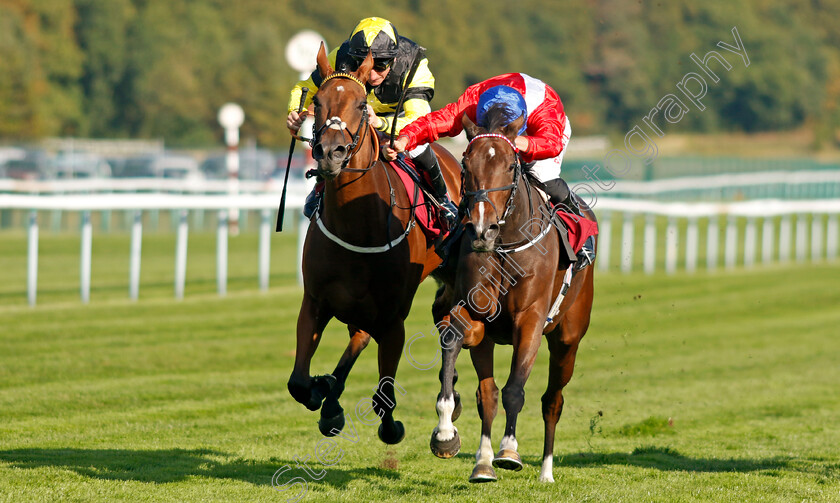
top-left (475, 434), bottom-right (494, 466)
top-left (499, 434), bottom-right (518, 452)
top-left (434, 395), bottom-right (457, 441)
top-left (539, 454), bottom-right (555, 483)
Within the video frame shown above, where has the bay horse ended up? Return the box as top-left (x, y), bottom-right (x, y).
top-left (286, 43), bottom-right (462, 445)
top-left (429, 109), bottom-right (597, 482)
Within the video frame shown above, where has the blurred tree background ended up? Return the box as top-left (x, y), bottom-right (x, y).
top-left (1, 0), bottom-right (839, 147)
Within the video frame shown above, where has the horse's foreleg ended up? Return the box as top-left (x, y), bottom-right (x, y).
top-left (430, 313), bottom-right (466, 458)
top-left (540, 271), bottom-right (593, 482)
top-left (468, 337), bottom-right (499, 483)
top-left (318, 326), bottom-right (371, 437)
top-left (494, 309), bottom-right (543, 472)
top-left (372, 321), bottom-right (407, 445)
top-left (288, 294), bottom-right (334, 411)
top-left (539, 331), bottom-right (580, 483)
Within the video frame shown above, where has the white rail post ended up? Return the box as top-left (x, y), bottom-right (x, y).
top-left (27, 211), bottom-right (39, 307)
top-left (686, 217), bottom-right (699, 273)
top-left (707, 216), bottom-right (719, 270)
top-left (795, 214), bottom-right (807, 262)
top-left (811, 214), bottom-right (823, 262)
top-left (259, 209), bottom-right (271, 291)
top-left (724, 215), bottom-right (737, 270)
top-left (665, 217), bottom-right (678, 275)
top-left (762, 217), bottom-right (774, 264)
top-left (779, 215), bottom-right (792, 262)
top-left (80, 211), bottom-right (93, 304)
top-left (621, 212), bottom-right (634, 273)
top-left (643, 214), bottom-right (656, 274)
top-left (744, 217), bottom-right (757, 268)
top-left (129, 211), bottom-right (142, 301)
top-left (174, 210), bottom-right (189, 300)
top-left (828, 214), bottom-right (839, 260)
top-left (217, 210), bottom-right (228, 296)
top-left (598, 211), bottom-right (611, 271)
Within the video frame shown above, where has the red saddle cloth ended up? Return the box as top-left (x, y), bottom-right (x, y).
top-left (388, 158), bottom-right (449, 241)
top-left (554, 209), bottom-right (599, 253)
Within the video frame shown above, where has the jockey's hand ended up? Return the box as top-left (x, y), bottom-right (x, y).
top-left (367, 104), bottom-right (383, 130)
top-left (514, 135), bottom-right (530, 152)
top-left (286, 110), bottom-right (308, 133)
top-left (383, 135), bottom-right (408, 161)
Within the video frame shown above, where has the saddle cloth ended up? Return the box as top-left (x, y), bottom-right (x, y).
top-left (388, 157), bottom-right (450, 241)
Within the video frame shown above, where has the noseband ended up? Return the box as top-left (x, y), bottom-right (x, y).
top-left (310, 72), bottom-right (374, 172)
top-left (462, 133), bottom-right (522, 225)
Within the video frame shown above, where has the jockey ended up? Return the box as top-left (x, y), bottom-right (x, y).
top-left (287, 17), bottom-right (458, 225)
top-left (385, 73), bottom-right (581, 216)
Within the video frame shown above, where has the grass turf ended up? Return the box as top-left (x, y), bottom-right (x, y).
top-left (0, 230), bottom-right (838, 502)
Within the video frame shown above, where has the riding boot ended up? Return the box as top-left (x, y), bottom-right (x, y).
top-left (543, 177), bottom-right (583, 217)
top-left (302, 179), bottom-right (324, 218)
top-left (415, 146), bottom-right (458, 228)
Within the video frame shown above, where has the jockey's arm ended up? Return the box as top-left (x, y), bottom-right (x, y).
top-left (286, 47), bottom-right (342, 132)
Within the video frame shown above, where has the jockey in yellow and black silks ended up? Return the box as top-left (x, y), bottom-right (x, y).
top-left (287, 17), bottom-right (457, 225)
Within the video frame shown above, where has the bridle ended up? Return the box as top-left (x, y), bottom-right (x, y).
top-left (462, 133), bottom-right (522, 226)
top-left (308, 71), bottom-right (418, 254)
top-left (310, 72), bottom-right (377, 173)
top-left (462, 132), bottom-right (555, 254)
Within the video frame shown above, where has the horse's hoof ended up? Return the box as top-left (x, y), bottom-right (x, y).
top-left (452, 391), bottom-right (462, 422)
top-left (318, 409), bottom-right (345, 437)
top-left (429, 428), bottom-right (461, 458)
top-left (378, 421), bottom-right (405, 445)
top-left (492, 449), bottom-right (524, 471)
top-left (469, 464), bottom-right (497, 483)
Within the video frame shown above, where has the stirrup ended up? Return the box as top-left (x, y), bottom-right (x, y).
top-left (575, 235), bottom-right (596, 270)
top-left (303, 189), bottom-right (320, 218)
top-left (439, 198), bottom-right (459, 229)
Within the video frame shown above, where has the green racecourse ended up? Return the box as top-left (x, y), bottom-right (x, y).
top-left (1, 229), bottom-right (839, 502)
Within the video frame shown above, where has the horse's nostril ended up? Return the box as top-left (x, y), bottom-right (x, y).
top-left (329, 146), bottom-right (347, 162)
top-left (312, 145), bottom-right (324, 160)
top-left (483, 224), bottom-right (500, 242)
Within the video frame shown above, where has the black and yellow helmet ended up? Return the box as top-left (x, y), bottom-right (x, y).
top-left (348, 17), bottom-right (399, 60)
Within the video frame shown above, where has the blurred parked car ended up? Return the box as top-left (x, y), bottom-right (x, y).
top-left (4, 150), bottom-right (52, 180)
top-left (200, 149), bottom-right (278, 181)
top-left (51, 152), bottom-right (112, 179)
top-left (118, 154), bottom-right (204, 181)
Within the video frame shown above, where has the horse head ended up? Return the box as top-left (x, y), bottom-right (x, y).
top-left (310, 42), bottom-right (375, 179)
top-left (461, 108), bottom-right (525, 252)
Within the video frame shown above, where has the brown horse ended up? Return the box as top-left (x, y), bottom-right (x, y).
top-left (429, 109), bottom-right (597, 482)
top-left (287, 43), bottom-right (462, 444)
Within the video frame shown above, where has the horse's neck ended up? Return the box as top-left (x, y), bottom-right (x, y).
top-left (499, 176), bottom-right (545, 242)
top-left (321, 140), bottom-right (396, 238)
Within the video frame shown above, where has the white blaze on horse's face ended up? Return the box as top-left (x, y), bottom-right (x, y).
top-left (336, 85), bottom-right (344, 92)
top-left (488, 147), bottom-right (495, 158)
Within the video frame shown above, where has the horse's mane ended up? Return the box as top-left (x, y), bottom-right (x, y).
top-left (481, 104), bottom-right (522, 135)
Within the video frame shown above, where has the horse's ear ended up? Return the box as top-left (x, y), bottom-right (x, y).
top-left (502, 113), bottom-right (526, 141)
top-left (354, 51), bottom-right (374, 85)
top-left (462, 113), bottom-right (483, 140)
top-left (316, 42), bottom-right (333, 79)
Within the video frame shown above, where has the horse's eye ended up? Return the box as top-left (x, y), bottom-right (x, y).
top-left (358, 101), bottom-right (367, 110)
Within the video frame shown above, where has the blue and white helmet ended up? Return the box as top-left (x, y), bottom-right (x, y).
top-left (476, 85), bottom-right (528, 135)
